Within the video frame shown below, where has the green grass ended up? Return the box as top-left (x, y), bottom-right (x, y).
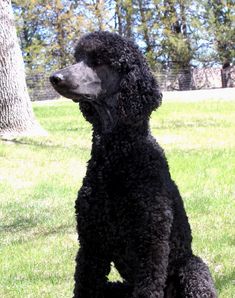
top-left (0, 99), bottom-right (235, 297)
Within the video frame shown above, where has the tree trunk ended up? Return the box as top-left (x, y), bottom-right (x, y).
top-left (115, 0), bottom-right (123, 36)
top-left (178, 67), bottom-right (192, 90)
top-left (137, 0), bottom-right (152, 52)
top-left (221, 62), bottom-right (231, 88)
top-left (163, 0), bottom-right (192, 90)
top-left (0, 0), bottom-right (47, 140)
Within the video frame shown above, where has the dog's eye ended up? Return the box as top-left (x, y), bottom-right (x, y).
top-left (86, 52), bottom-right (104, 67)
top-left (89, 60), bottom-right (99, 67)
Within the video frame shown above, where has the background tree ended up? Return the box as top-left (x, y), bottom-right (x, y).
top-left (13, 0), bottom-right (85, 72)
top-left (13, 0), bottom-right (111, 74)
top-left (135, 0), bottom-right (161, 70)
top-left (203, 0), bottom-right (235, 86)
top-left (0, 0), bottom-right (46, 139)
top-left (11, 0), bottom-right (235, 91)
top-left (12, 0), bottom-right (46, 74)
top-left (159, 0), bottom-right (194, 90)
top-left (114, 0), bottom-right (134, 38)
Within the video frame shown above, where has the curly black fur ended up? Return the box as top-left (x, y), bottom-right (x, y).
top-left (51, 31), bottom-right (217, 298)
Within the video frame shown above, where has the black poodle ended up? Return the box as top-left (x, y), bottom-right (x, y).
top-left (50, 31), bottom-right (217, 298)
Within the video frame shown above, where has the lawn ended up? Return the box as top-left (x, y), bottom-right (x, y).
top-left (0, 98), bottom-right (234, 297)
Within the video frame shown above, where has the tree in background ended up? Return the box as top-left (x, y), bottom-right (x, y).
top-left (12, 0), bottom-right (46, 74)
top-left (204, 0), bottom-right (235, 87)
top-left (160, 0), bottom-right (195, 90)
top-left (11, 0), bottom-right (235, 90)
top-left (135, 0), bottom-right (161, 70)
top-left (0, 0), bottom-right (46, 139)
top-left (89, 0), bottom-right (111, 31)
top-left (13, 0), bottom-right (82, 72)
top-left (13, 0), bottom-right (111, 73)
top-left (114, 0), bottom-right (134, 38)
top-left (45, 0), bottom-right (81, 69)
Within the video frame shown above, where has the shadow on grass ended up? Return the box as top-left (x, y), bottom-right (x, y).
top-left (1, 217), bottom-right (38, 233)
top-left (2, 138), bottom-right (91, 152)
top-left (1, 220), bottom-right (75, 246)
top-left (52, 126), bottom-right (91, 132)
top-left (151, 119), bottom-right (225, 130)
top-left (2, 138), bottom-right (62, 149)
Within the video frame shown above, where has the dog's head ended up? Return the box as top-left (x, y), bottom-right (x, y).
top-left (50, 31), bottom-right (162, 133)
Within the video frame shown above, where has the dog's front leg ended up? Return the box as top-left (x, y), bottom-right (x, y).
top-left (73, 247), bottom-right (110, 298)
top-left (132, 196), bottom-right (173, 298)
top-left (132, 242), bottom-right (170, 298)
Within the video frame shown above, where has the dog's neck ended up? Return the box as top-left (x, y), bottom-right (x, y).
top-left (91, 119), bottom-right (151, 155)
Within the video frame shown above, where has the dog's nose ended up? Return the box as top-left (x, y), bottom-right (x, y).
top-left (49, 73), bottom-right (64, 86)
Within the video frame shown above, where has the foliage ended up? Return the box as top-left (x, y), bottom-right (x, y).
top-left (0, 98), bottom-right (234, 297)
top-left (12, 0), bottom-right (47, 73)
top-left (12, 1), bottom-right (235, 87)
top-left (203, 0), bottom-right (235, 67)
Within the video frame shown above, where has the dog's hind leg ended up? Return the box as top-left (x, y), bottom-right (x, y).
top-left (176, 255), bottom-right (217, 298)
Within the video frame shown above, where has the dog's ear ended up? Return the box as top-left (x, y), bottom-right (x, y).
top-left (118, 63), bottom-right (162, 123)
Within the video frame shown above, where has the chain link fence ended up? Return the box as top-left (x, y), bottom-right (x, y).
top-left (26, 74), bottom-right (58, 102)
top-left (156, 65), bottom-right (235, 91)
top-left (26, 66), bottom-right (235, 101)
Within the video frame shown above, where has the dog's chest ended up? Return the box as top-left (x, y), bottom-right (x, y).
top-left (77, 162), bottom-right (142, 235)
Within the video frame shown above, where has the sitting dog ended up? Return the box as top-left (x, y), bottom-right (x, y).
top-left (50, 31), bottom-right (217, 298)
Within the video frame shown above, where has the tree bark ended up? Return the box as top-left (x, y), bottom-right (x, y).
top-left (115, 0), bottom-right (123, 36)
top-left (0, 0), bottom-right (47, 139)
top-left (137, 0), bottom-right (152, 52)
top-left (221, 61), bottom-right (231, 88)
top-left (178, 67), bottom-right (192, 90)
